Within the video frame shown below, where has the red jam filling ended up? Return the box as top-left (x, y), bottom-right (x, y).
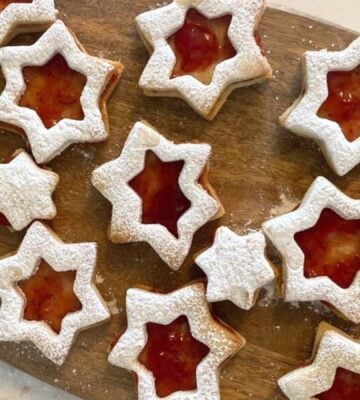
top-left (138, 315), bottom-right (209, 398)
top-left (317, 66), bottom-right (360, 142)
top-left (254, 31), bottom-right (266, 57)
top-left (0, 213), bottom-right (9, 226)
top-left (129, 150), bottom-right (191, 238)
top-left (19, 54), bottom-right (87, 129)
top-left (295, 208), bottom-right (360, 289)
top-left (18, 260), bottom-right (82, 334)
top-left (168, 9), bottom-right (236, 84)
top-left (0, 155), bottom-right (14, 226)
top-left (0, 0), bottom-right (32, 10)
top-left (317, 368), bottom-right (360, 400)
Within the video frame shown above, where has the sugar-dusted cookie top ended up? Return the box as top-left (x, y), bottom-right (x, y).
top-left (279, 323), bottom-right (360, 400)
top-left (0, 222), bottom-right (110, 365)
top-left (263, 177), bottom-right (360, 323)
top-left (0, 150), bottom-right (58, 230)
top-left (280, 37), bottom-right (360, 176)
top-left (136, 0), bottom-right (271, 120)
top-left (92, 121), bottom-right (224, 270)
top-left (196, 226), bottom-right (275, 309)
top-left (0, 0), bottom-right (57, 46)
top-left (0, 20), bottom-right (123, 163)
top-left (109, 282), bottom-right (245, 400)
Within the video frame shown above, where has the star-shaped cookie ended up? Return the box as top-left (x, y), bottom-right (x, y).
top-left (108, 282), bottom-right (245, 400)
top-left (0, 150), bottom-right (58, 231)
top-left (262, 176), bottom-right (360, 323)
top-left (0, 222), bottom-right (110, 365)
top-left (136, 0), bottom-right (272, 120)
top-left (0, 0), bottom-right (57, 46)
top-left (280, 37), bottom-right (360, 176)
top-left (196, 227), bottom-right (275, 309)
top-left (92, 121), bottom-right (223, 271)
top-left (0, 20), bottom-right (123, 164)
top-left (279, 322), bottom-right (360, 400)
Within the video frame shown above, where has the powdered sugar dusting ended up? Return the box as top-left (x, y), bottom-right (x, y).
top-left (0, 222), bottom-right (110, 365)
top-left (269, 192), bottom-right (298, 218)
top-left (279, 325), bottom-right (360, 399)
top-left (257, 280), bottom-right (277, 307)
top-left (0, 150), bottom-right (58, 231)
top-left (95, 273), bottom-right (105, 285)
top-left (263, 177), bottom-right (360, 323)
top-left (196, 227), bottom-right (275, 310)
top-left (0, 0), bottom-right (57, 46)
top-left (136, 0), bottom-right (272, 119)
top-left (106, 299), bottom-right (121, 316)
top-left (109, 283), bottom-right (245, 400)
top-left (280, 37), bottom-right (360, 176)
top-left (0, 20), bottom-right (122, 163)
top-left (92, 121), bottom-right (222, 271)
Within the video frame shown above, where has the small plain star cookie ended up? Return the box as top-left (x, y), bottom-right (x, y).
top-left (0, 0), bottom-right (57, 46)
top-left (136, 0), bottom-right (272, 120)
top-left (196, 227), bottom-right (276, 310)
top-left (0, 149), bottom-right (58, 231)
top-left (108, 282), bottom-right (245, 400)
top-left (279, 322), bottom-right (360, 400)
top-left (0, 222), bottom-right (110, 365)
top-left (92, 121), bottom-right (224, 271)
top-left (280, 37), bottom-right (360, 176)
top-left (0, 20), bottom-right (123, 163)
top-left (262, 176), bottom-right (360, 323)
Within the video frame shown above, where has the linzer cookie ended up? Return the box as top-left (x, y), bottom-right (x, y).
top-left (0, 0), bottom-right (57, 46)
top-left (108, 282), bottom-right (245, 399)
top-left (196, 227), bottom-right (275, 310)
top-left (280, 37), bottom-right (360, 176)
top-left (0, 149), bottom-right (58, 230)
top-left (0, 222), bottom-right (110, 365)
top-left (0, 20), bottom-right (123, 163)
top-left (263, 177), bottom-right (360, 323)
top-left (135, 0), bottom-right (272, 120)
top-left (92, 121), bottom-right (224, 271)
top-left (279, 322), bottom-right (360, 400)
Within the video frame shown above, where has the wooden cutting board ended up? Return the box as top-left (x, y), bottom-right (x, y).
top-left (0, 1), bottom-right (359, 399)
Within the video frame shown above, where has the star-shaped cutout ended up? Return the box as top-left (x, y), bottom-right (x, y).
top-left (0, 222), bottom-right (110, 365)
top-left (280, 37), bottom-right (360, 176)
top-left (19, 53), bottom-right (87, 129)
top-left (0, 0), bottom-right (57, 46)
top-left (128, 150), bottom-right (191, 238)
top-left (196, 227), bottom-right (276, 310)
top-left (138, 315), bottom-right (210, 397)
top-left (18, 260), bottom-right (82, 335)
top-left (294, 208), bottom-right (360, 290)
top-left (168, 9), bottom-right (236, 85)
top-left (279, 322), bottom-right (360, 400)
top-left (108, 282), bottom-right (245, 400)
top-left (91, 121), bottom-right (223, 271)
top-left (135, 0), bottom-right (272, 120)
top-left (0, 20), bottom-right (123, 164)
top-left (0, 150), bottom-right (58, 231)
top-left (262, 176), bottom-right (360, 323)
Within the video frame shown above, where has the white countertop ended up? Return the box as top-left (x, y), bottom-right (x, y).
top-left (270, 0), bottom-right (360, 33)
top-left (1, 1), bottom-right (359, 399)
top-left (0, 362), bottom-right (79, 400)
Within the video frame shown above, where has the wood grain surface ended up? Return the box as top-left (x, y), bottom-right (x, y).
top-left (0, 1), bottom-right (359, 399)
